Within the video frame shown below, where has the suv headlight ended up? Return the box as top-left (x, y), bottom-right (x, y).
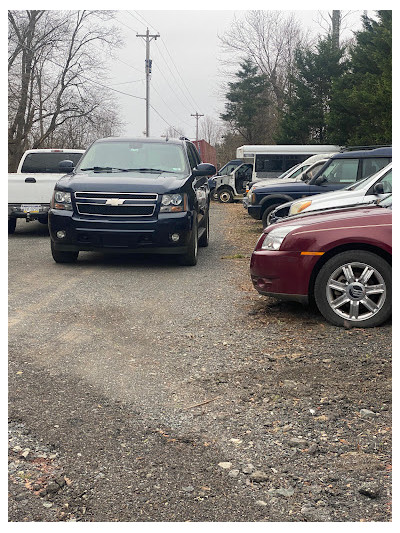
top-left (52, 190), bottom-right (72, 210)
top-left (160, 193), bottom-right (187, 212)
top-left (289, 200), bottom-right (312, 215)
top-left (260, 225), bottom-right (301, 251)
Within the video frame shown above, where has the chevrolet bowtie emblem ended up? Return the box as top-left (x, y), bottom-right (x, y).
top-left (106, 198), bottom-right (125, 206)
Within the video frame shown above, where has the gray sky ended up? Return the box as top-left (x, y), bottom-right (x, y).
top-left (102, 7), bottom-right (370, 140)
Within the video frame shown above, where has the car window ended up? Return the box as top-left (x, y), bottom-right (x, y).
top-left (21, 152), bottom-right (83, 173)
top-left (289, 165), bottom-right (308, 179)
top-left (318, 158), bottom-right (359, 184)
top-left (378, 170), bottom-right (392, 193)
top-left (361, 157), bottom-right (391, 179)
top-left (190, 143), bottom-right (202, 166)
top-left (236, 164), bottom-right (252, 178)
top-left (186, 143), bottom-right (197, 169)
top-left (307, 161), bottom-right (326, 179)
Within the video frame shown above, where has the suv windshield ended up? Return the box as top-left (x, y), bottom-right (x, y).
top-left (77, 141), bottom-right (188, 176)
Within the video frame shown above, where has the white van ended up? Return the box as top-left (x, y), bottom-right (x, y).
top-left (215, 146), bottom-right (340, 204)
top-left (236, 144), bottom-right (341, 182)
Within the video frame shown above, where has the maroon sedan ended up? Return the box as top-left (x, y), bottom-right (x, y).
top-left (250, 197), bottom-right (392, 327)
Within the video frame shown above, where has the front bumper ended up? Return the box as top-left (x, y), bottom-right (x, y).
top-left (250, 249), bottom-right (319, 303)
top-left (49, 209), bottom-right (194, 254)
top-left (247, 204), bottom-right (262, 219)
top-left (8, 203), bottom-right (49, 220)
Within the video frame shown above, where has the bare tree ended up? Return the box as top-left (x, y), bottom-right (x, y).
top-left (162, 125), bottom-right (186, 139)
top-left (8, 10), bottom-right (123, 171)
top-left (315, 10), bottom-right (358, 47)
top-left (199, 116), bottom-right (224, 146)
top-left (219, 11), bottom-right (307, 108)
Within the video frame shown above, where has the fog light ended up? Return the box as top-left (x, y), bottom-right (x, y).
top-left (56, 230), bottom-right (66, 239)
top-left (171, 233), bottom-right (180, 242)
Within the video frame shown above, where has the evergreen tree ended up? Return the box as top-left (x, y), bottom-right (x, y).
top-left (220, 59), bottom-right (272, 144)
top-left (276, 36), bottom-right (346, 144)
top-left (328, 11), bottom-right (392, 145)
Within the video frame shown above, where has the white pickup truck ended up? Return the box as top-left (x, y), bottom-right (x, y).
top-left (8, 148), bottom-right (85, 233)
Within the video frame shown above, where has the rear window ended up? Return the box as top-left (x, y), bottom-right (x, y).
top-left (255, 154), bottom-right (313, 173)
top-left (361, 157), bottom-right (391, 179)
top-left (21, 152), bottom-right (83, 173)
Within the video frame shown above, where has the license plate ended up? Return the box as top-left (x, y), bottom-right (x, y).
top-left (21, 204), bottom-right (41, 213)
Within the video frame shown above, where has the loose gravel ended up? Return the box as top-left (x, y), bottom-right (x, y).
top-left (8, 202), bottom-right (391, 522)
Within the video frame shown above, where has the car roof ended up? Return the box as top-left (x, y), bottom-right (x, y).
top-left (94, 136), bottom-right (187, 146)
top-left (332, 147), bottom-right (392, 159)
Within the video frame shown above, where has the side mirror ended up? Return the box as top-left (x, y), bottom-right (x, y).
top-left (315, 176), bottom-right (326, 186)
top-left (58, 159), bottom-right (74, 173)
top-left (373, 182), bottom-right (385, 194)
top-left (192, 163), bottom-right (216, 177)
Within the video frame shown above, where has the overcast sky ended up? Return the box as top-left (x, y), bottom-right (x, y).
top-left (103, 7), bottom-right (371, 140)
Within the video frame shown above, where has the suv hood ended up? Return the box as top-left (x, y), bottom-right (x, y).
top-left (56, 171), bottom-right (186, 194)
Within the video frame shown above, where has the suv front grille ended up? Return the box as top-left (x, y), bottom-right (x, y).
top-left (74, 191), bottom-right (158, 218)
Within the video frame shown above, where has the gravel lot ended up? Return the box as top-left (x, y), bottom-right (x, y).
top-left (8, 202), bottom-right (391, 522)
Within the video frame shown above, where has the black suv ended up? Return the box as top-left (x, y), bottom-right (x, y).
top-left (247, 147), bottom-right (392, 227)
top-left (49, 137), bottom-right (216, 266)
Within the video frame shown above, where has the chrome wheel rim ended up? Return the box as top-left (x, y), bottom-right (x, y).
top-left (219, 192), bottom-right (231, 203)
top-left (326, 261), bottom-right (386, 322)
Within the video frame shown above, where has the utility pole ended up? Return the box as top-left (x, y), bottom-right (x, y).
top-left (191, 112), bottom-right (204, 142)
top-left (137, 28), bottom-right (160, 137)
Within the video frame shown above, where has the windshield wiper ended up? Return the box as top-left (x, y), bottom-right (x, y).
top-left (80, 166), bottom-right (133, 172)
top-left (80, 166), bottom-right (177, 173)
top-left (124, 168), bottom-right (176, 173)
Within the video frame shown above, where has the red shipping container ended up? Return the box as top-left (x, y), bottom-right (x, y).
top-left (193, 139), bottom-right (217, 168)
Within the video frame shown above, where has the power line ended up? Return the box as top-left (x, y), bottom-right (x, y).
top-left (158, 38), bottom-right (201, 111)
top-left (131, 11), bottom-right (158, 33)
top-left (132, 11), bottom-right (201, 113)
top-left (9, 36), bottom-right (182, 136)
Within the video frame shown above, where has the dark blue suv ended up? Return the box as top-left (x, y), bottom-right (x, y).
top-left (49, 137), bottom-right (216, 266)
top-left (247, 147), bottom-right (392, 227)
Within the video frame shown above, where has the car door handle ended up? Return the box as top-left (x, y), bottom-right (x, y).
top-left (25, 177), bottom-right (36, 183)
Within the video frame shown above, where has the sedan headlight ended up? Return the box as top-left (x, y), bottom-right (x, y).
top-left (289, 200), bottom-right (312, 215)
top-left (160, 193), bottom-right (187, 212)
top-left (260, 225), bottom-right (301, 251)
top-left (52, 190), bottom-right (72, 210)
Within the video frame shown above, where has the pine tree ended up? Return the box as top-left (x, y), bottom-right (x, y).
top-left (328, 11), bottom-right (392, 145)
top-left (276, 36), bottom-right (346, 144)
top-left (220, 59), bottom-right (272, 144)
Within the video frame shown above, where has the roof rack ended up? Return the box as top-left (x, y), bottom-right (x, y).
top-left (340, 144), bottom-right (392, 152)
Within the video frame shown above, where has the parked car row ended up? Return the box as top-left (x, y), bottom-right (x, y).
top-left (9, 140), bottom-right (392, 328)
top-left (246, 147), bottom-right (392, 227)
top-left (247, 146), bottom-right (392, 328)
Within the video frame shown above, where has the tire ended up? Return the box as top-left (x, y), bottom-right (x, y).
top-left (314, 250), bottom-right (391, 328)
top-left (51, 240), bottom-right (79, 263)
top-left (38, 216), bottom-right (49, 225)
top-left (211, 189), bottom-right (218, 201)
top-left (178, 218), bottom-right (198, 266)
top-left (198, 211), bottom-right (209, 247)
top-left (218, 187), bottom-right (234, 203)
top-left (8, 218), bottom-right (16, 235)
top-left (261, 203), bottom-right (283, 228)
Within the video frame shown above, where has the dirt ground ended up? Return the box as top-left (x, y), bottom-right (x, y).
top-left (8, 202), bottom-right (391, 523)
